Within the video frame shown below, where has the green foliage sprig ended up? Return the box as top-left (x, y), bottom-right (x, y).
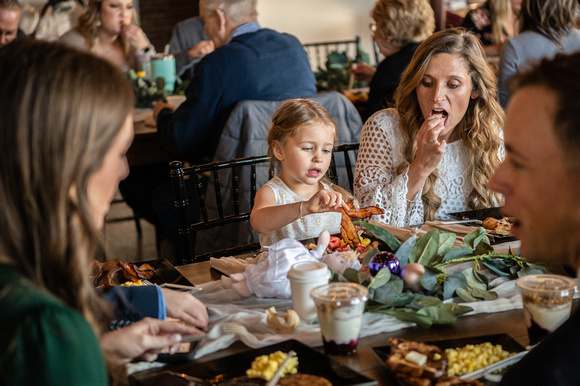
top-left (314, 46), bottom-right (370, 92)
top-left (330, 222), bottom-right (546, 328)
top-left (127, 69), bottom-right (170, 108)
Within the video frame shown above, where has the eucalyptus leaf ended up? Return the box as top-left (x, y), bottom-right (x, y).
top-left (388, 292), bottom-right (418, 308)
top-left (414, 296), bottom-right (442, 307)
top-left (421, 266), bottom-right (441, 292)
top-left (355, 221), bottom-right (401, 251)
top-left (463, 227), bottom-right (486, 249)
top-left (436, 232), bottom-right (456, 258)
top-left (443, 271), bottom-right (468, 300)
top-left (520, 265), bottom-right (546, 276)
top-left (440, 303), bottom-right (473, 316)
top-left (343, 268), bottom-right (362, 283)
top-left (369, 267), bottom-right (391, 289)
top-left (470, 287), bottom-right (499, 300)
top-left (417, 306), bottom-right (457, 325)
top-left (370, 278), bottom-right (404, 305)
top-left (410, 228), bottom-right (439, 265)
top-left (474, 240), bottom-right (494, 255)
top-left (442, 246), bottom-right (473, 262)
top-left (482, 259), bottom-right (513, 277)
top-left (387, 310), bottom-right (433, 328)
top-left (462, 268), bottom-right (488, 291)
top-left (361, 247), bottom-right (380, 266)
top-left (456, 287), bottom-right (478, 302)
top-left (395, 235), bottom-right (416, 268)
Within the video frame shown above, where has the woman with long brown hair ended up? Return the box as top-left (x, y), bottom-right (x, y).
top-left (354, 28), bottom-right (504, 227)
top-left (60, 0), bottom-right (154, 72)
top-left (0, 39), bottom-right (198, 384)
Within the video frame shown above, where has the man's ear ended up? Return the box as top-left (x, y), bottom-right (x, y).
top-left (216, 8), bottom-right (227, 30)
top-left (272, 141), bottom-right (284, 160)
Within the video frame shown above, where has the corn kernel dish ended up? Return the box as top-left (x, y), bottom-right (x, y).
top-left (445, 342), bottom-right (514, 376)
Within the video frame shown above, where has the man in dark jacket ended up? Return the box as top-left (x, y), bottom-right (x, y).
top-left (153, 0), bottom-right (316, 162)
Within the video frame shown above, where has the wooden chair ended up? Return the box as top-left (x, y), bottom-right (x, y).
top-left (170, 142), bottom-right (361, 265)
top-left (170, 156), bottom-right (274, 264)
top-left (303, 36), bottom-right (361, 71)
top-left (327, 142), bottom-right (360, 191)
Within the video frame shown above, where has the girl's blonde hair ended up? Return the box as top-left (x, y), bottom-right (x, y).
top-left (76, 0), bottom-right (137, 54)
top-left (267, 99), bottom-right (338, 172)
top-left (0, 39), bottom-right (134, 377)
top-left (394, 28), bottom-right (504, 221)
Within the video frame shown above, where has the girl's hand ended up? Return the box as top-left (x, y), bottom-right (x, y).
top-left (100, 318), bottom-right (200, 364)
top-left (303, 189), bottom-right (348, 216)
top-left (161, 288), bottom-right (209, 331)
top-left (121, 24), bottom-right (150, 52)
top-left (412, 114), bottom-right (447, 176)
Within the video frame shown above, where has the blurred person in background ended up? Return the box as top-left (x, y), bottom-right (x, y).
top-left (351, 0), bottom-right (435, 120)
top-left (168, 15), bottom-right (214, 80)
top-left (0, 0), bottom-right (24, 47)
top-left (462, 0), bottom-right (521, 57)
top-left (498, 0), bottom-right (580, 107)
top-left (60, 0), bottom-right (154, 72)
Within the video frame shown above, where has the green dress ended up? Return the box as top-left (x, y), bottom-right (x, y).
top-left (0, 264), bottom-right (108, 385)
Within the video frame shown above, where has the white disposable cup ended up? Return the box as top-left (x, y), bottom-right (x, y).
top-left (287, 261), bottom-right (330, 323)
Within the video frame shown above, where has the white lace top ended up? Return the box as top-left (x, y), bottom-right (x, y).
top-left (259, 176), bottom-right (342, 248)
top-left (354, 108), bottom-right (481, 227)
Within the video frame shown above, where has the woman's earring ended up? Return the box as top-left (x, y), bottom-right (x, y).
top-left (96, 19), bottom-right (102, 28)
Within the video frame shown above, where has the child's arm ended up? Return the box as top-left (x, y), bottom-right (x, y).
top-left (250, 186), bottom-right (348, 234)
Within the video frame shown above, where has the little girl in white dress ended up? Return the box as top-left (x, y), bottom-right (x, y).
top-left (250, 99), bottom-right (349, 248)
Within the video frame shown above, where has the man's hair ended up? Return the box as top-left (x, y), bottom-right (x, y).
top-left (510, 51), bottom-right (580, 167)
top-left (200, 0), bottom-right (257, 24)
top-left (0, 0), bottom-right (20, 11)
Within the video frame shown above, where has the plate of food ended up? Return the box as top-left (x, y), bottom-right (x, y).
top-left (447, 207), bottom-right (516, 244)
top-left (129, 339), bottom-right (377, 386)
top-left (373, 334), bottom-right (527, 385)
top-left (91, 258), bottom-right (194, 288)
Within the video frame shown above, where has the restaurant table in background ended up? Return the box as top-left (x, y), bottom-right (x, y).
top-left (130, 109), bottom-right (176, 167)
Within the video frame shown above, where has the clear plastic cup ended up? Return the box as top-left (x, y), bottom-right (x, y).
top-left (287, 261), bottom-right (330, 323)
top-left (310, 282), bottom-right (369, 355)
top-left (516, 274), bottom-right (577, 346)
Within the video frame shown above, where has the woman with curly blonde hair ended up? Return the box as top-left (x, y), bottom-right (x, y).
top-left (354, 28), bottom-right (504, 227)
top-left (60, 0), bottom-right (154, 72)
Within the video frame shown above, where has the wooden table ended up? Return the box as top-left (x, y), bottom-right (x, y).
top-left (136, 260), bottom-right (532, 385)
top-left (129, 114), bottom-right (177, 167)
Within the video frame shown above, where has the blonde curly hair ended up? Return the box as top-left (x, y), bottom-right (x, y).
top-left (394, 28), bottom-right (504, 221)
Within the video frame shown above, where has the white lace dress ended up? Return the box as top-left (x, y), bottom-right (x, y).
top-left (259, 176), bottom-right (342, 248)
top-left (354, 108), bottom-right (477, 227)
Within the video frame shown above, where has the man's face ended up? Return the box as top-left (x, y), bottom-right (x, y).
top-left (0, 8), bottom-right (19, 47)
top-left (488, 86), bottom-right (580, 268)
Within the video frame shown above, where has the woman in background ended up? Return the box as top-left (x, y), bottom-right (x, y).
top-left (60, 0), bottom-right (154, 72)
top-left (462, 0), bottom-right (521, 57)
top-left (351, 0), bottom-right (435, 120)
top-left (354, 28), bottom-right (504, 227)
top-left (498, 0), bottom-right (580, 107)
top-left (0, 39), bottom-right (199, 385)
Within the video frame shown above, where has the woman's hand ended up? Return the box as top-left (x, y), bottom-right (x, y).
top-left (121, 24), bottom-right (150, 52)
top-left (303, 189), bottom-right (348, 216)
top-left (101, 318), bottom-right (201, 364)
top-left (406, 114), bottom-right (447, 201)
top-left (413, 114), bottom-right (447, 175)
top-left (350, 62), bottom-right (376, 83)
top-left (162, 288), bottom-right (209, 331)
